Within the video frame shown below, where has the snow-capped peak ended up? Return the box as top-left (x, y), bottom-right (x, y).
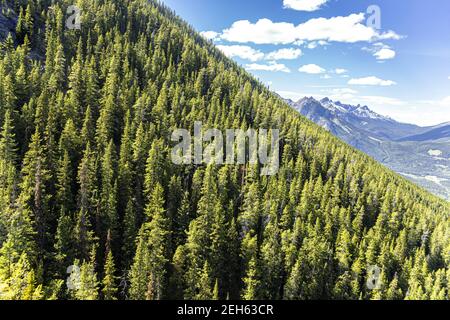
top-left (287, 96), bottom-right (395, 123)
top-left (352, 105), bottom-right (391, 121)
top-left (301, 97), bottom-right (391, 121)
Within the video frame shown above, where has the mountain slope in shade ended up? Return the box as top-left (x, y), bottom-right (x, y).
top-left (286, 97), bottom-right (450, 199)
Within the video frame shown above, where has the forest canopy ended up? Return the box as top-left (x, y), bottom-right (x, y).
top-left (0, 0), bottom-right (448, 300)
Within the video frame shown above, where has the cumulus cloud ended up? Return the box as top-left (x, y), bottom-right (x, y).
top-left (374, 48), bottom-right (396, 60)
top-left (283, 0), bottom-right (328, 11)
top-left (306, 40), bottom-right (328, 49)
top-left (348, 76), bottom-right (397, 86)
top-left (216, 45), bottom-right (264, 62)
top-left (376, 30), bottom-right (403, 41)
top-left (296, 14), bottom-right (386, 43)
top-left (245, 61), bottom-right (291, 73)
top-left (326, 88), bottom-right (359, 100)
top-left (200, 31), bottom-right (220, 41)
top-left (217, 46), bottom-right (302, 62)
top-left (307, 42), bottom-right (318, 49)
top-left (299, 64), bottom-right (326, 74)
top-left (221, 19), bottom-right (297, 44)
top-left (334, 68), bottom-right (348, 74)
top-left (220, 14), bottom-right (401, 45)
top-left (265, 48), bottom-right (302, 60)
top-left (363, 43), bottom-right (397, 60)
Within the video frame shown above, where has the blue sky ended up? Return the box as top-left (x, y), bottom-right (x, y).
top-left (161, 0), bottom-right (450, 126)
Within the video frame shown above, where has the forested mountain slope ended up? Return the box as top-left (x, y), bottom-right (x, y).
top-left (0, 0), bottom-right (449, 300)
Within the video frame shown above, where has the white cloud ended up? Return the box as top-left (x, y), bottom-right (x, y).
top-left (200, 31), bottom-right (220, 41)
top-left (306, 40), bottom-right (328, 49)
top-left (307, 42), bottom-right (318, 49)
top-left (321, 74), bottom-right (332, 79)
top-left (397, 97), bottom-right (450, 125)
top-left (331, 88), bottom-right (358, 95)
top-left (363, 43), bottom-right (397, 60)
top-left (348, 76), bottom-right (397, 86)
top-left (217, 46), bottom-right (302, 62)
top-left (448, 76), bottom-right (450, 80)
top-left (326, 89), bottom-right (357, 101)
top-left (421, 96), bottom-right (450, 107)
top-left (245, 61), bottom-right (291, 73)
top-left (442, 96), bottom-right (450, 105)
top-left (222, 19), bottom-right (296, 44)
top-left (296, 14), bottom-right (387, 43)
top-left (374, 48), bottom-right (396, 60)
top-left (265, 48), bottom-right (302, 60)
top-left (216, 45), bottom-right (264, 62)
top-left (277, 90), bottom-right (321, 101)
top-left (220, 14), bottom-right (401, 45)
top-left (334, 68), bottom-right (348, 74)
top-left (357, 95), bottom-right (404, 106)
top-left (299, 64), bottom-right (326, 74)
top-left (376, 30), bottom-right (403, 41)
top-left (283, 0), bottom-right (328, 11)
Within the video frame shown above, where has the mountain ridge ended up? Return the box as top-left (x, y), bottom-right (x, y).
top-left (285, 96), bottom-right (450, 199)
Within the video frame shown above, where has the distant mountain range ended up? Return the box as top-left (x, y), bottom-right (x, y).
top-left (285, 97), bottom-right (450, 199)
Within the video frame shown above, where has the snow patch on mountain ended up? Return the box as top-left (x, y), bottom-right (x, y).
top-left (369, 137), bottom-right (382, 143)
top-left (428, 149), bottom-right (443, 157)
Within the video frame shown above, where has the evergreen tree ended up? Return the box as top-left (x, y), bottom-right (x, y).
top-left (242, 256), bottom-right (262, 300)
top-left (129, 184), bottom-right (169, 300)
top-left (99, 140), bottom-right (118, 246)
top-left (102, 249), bottom-right (118, 300)
top-left (0, 0), bottom-right (447, 301)
top-left (72, 251), bottom-right (99, 300)
top-left (0, 111), bottom-right (18, 242)
top-left (75, 144), bottom-right (98, 260)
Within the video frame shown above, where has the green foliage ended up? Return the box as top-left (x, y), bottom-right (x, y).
top-left (0, 0), bottom-right (448, 301)
top-left (102, 249), bottom-right (118, 300)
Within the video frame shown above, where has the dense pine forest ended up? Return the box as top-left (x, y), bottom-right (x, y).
top-left (0, 0), bottom-right (449, 300)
